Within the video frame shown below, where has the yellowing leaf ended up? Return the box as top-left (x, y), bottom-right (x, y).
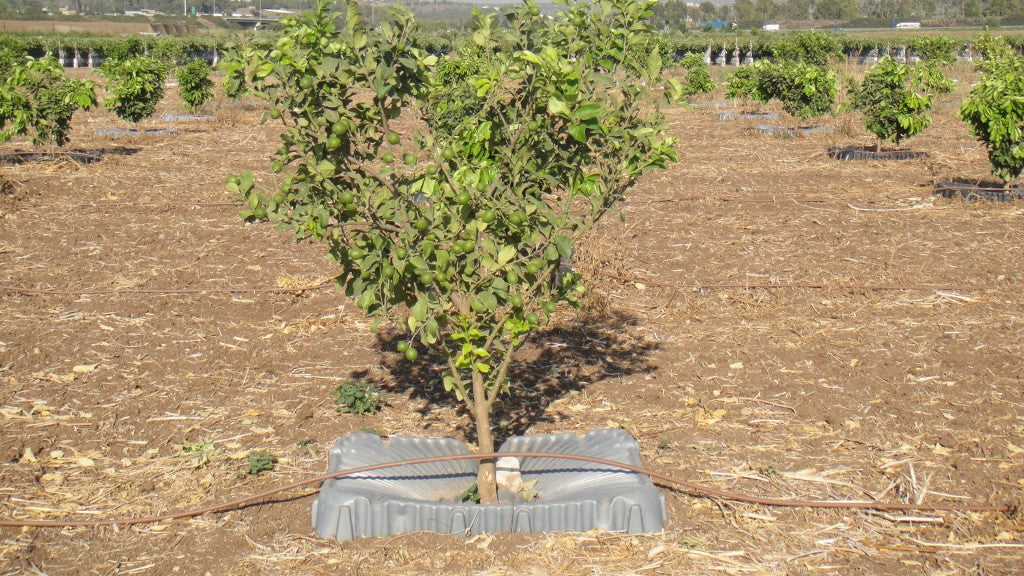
top-left (696, 408), bottom-right (726, 427)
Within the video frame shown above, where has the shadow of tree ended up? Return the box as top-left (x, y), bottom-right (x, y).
top-left (351, 308), bottom-right (659, 445)
top-left (0, 147), bottom-right (141, 166)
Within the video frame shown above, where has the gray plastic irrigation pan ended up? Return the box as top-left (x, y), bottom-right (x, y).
top-left (754, 124), bottom-right (832, 137)
top-left (718, 111), bottom-right (779, 121)
top-left (96, 128), bottom-right (178, 138)
top-left (162, 114), bottom-right (215, 122)
top-left (312, 428), bottom-right (666, 541)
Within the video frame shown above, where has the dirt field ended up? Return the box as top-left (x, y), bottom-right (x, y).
top-left (1, 66), bottom-right (1023, 575)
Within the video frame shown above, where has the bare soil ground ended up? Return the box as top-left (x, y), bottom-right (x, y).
top-left (1, 68), bottom-right (1023, 575)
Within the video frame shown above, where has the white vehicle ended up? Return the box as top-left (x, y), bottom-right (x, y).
top-left (895, 21), bottom-right (921, 29)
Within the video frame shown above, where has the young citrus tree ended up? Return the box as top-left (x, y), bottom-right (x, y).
top-left (849, 56), bottom-right (948, 151)
top-left (0, 56), bottom-right (97, 148)
top-left (176, 58), bottom-right (214, 112)
top-left (227, 0), bottom-right (677, 502)
top-left (99, 56), bottom-right (167, 124)
top-left (667, 53), bottom-right (715, 100)
top-left (959, 34), bottom-right (1024, 187)
top-left (726, 59), bottom-right (836, 123)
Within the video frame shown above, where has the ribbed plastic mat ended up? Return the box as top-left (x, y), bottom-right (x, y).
top-left (312, 429), bottom-right (666, 541)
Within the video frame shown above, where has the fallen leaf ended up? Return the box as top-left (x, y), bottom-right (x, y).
top-left (72, 364), bottom-right (97, 373)
top-left (696, 408), bottom-right (727, 427)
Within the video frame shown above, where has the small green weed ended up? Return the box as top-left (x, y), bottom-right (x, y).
top-left (759, 458), bottom-right (782, 479)
top-left (458, 482), bottom-right (481, 504)
top-left (332, 381), bottom-right (383, 414)
top-left (182, 440), bottom-right (216, 469)
top-left (245, 449), bottom-right (276, 475)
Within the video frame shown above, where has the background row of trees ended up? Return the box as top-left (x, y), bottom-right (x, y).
top-left (3, 27), bottom-right (1022, 66)
top-left (651, 0), bottom-right (1024, 29)
top-left (5, 0), bottom-right (1024, 25)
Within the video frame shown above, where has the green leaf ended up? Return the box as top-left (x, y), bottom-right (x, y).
top-left (553, 234), bottom-right (572, 258)
top-left (497, 245), bottom-right (516, 266)
top-left (547, 96), bottom-right (571, 117)
top-left (423, 318), bottom-right (440, 344)
top-left (411, 298), bottom-right (428, 323)
top-left (646, 49), bottom-right (662, 80)
top-left (574, 103), bottom-right (601, 121)
top-left (518, 50), bottom-right (542, 65)
top-left (568, 124), bottom-right (587, 143)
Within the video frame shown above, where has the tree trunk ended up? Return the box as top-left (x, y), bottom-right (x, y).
top-left (472, 371), bottom-right (498, 504)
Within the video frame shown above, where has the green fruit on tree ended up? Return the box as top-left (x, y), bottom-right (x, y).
top-left (252, 207), bottom-right (267, 219)
top-left (394, 247), bottom-right (408, 259)
top-left (268, 108), bottom-right (282, 119)
top-left (339, 190), bottom-right (354, 204)
top-left (387, 132), bottom-right (401, 145)
top-left (381, 152), bottom-right (395, 164)
top-left (414, 218), bottom-right (429, 231)
top-left (542, 301), bottom-right (557, 313)
top-left (404, 347), bottom-right (419, 361)
top-left (331, 121), bottom-right (349, 136)
top-left (403, 153), bottom-right (416, 166)
top-left (527, 313), bottom-right (539, 324)
top-left (348, 248), bottom-right (368, 260)
top-left (397, 340), bottom-right (410, 352)
top-left (300, 75), bottom-right (314, 89)
top-left (480, 209), bottom-right (496, 223)
top-left (455, 191), bottom-right (471, 205)
top-left (327, 135), bottom-right (342, 150)
top-left (510, 293), bottom-right (524, 308)
top-left (506, 269), bottom-right (519, 285)
top-left (508, 212), bottom-right (525, 226)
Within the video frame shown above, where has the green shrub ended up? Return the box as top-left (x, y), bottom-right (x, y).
top-left (849, 56), bottom-right (946, 149)
top-left (176, 58), bottom-right (214, 112)
top-left (727, 60), bottom-right (835, 121)
top-left (245, 450), bottom-right (276, 475)
top-left (724, 64), bottom-right (762, 102)
top-left (910, 36), bottom-right (958, 66)
top-left (670, 53), bottom-right (715, 99)
top-left (0, 56), bottom-right (97, 147)
top-left (100, 56), bottom-right (167, 124)
top-left (226, 0), bottom-right (676, 502)
top-left (769, 31), bottom-right (843, 67)
top-left (332, 381), bottom-right (383, 414)
top-left (959, 34), bottom-right (1024, 186)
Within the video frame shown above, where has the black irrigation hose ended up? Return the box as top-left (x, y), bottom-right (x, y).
top-left (0, 452), bottom-right (1012, 529)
